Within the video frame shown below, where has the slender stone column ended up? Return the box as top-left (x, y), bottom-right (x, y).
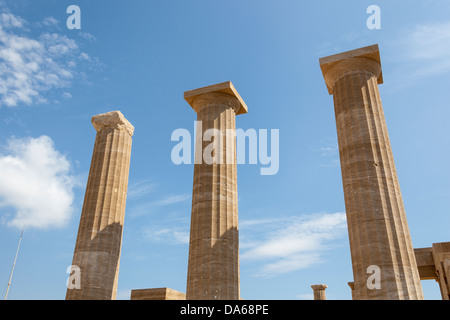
top-left (311, 284), bottom-right (327, 300)
top-left (319, 45), bottom-right (423, 300)
top-left (184, 81), bottom-right (247, 300)
top-left (66, 111), bottom-right (134, 300)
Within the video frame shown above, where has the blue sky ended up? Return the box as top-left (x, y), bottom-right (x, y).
top-left (0, 0), bottom-right (449, 300)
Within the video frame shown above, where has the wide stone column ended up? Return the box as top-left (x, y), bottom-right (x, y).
top-left (311, 284), bottom-right (327, 300)
top-left (319, 45), bottom-right (423, 300)
top-left (184, 81), bottom-right (247, 300)
top-left (66, 110), bottom-right (134, 300)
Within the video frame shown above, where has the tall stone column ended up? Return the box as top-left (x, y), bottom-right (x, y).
top-left (66, 111), bottom-right (134, 300)
top-left (319, 45), bottom-right (423, 300)
top-left (311, 284), bottom-right (327, 300)
top-left (184, 81), bottom-right (247, 300)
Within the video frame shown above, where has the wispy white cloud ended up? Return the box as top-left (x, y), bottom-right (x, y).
top-left (0, 12), bottom-right (25, 29)
top-left (79, 32), bottom-right (97, 42)
top-left (320, 144), bottom-right (338, 157)
top-left (41, 16), bottom-right (59, 28)
top-left (127, 193), bottom-right (190, 218)
top-left (0, 11), bottom-right (96, 107)
top-left (308, 139), bottom-right (340, 168)
top-left (79, 52), bottom-right (90, 61)
top-left (143, 226), bottom-right (190, 245)
top-left (0, 136), bottom-right (78, 229)
top-left (154, 194), bottom-right (190, 206)
top-left (403, 22), bottom-right (450, 62)
top-left (392, 20), bottom-right (450, 84)
top-left (61, 92), bottom-right (72, 99)
top-left (129, 190), bottom-right (191, 243)
top-left (319, 142), bottom-right (339, 167)
top-left (127, 179), bottom-right (157, 199)
top-left (240, 213), bottom-right (347, 277)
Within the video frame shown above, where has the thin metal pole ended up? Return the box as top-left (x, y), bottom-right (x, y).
top-left (4, 229), bottom-right (23, 300)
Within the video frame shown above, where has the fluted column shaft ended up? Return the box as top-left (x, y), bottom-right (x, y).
top-left (320, 46), bottom-right (423, 300)
top-left (66, 111), bottom-right (134, 300)
top-left (186, 90), bottom-right (242, 300)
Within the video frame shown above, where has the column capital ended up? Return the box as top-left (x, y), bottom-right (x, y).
top-left (319, 44), bottom-right (383, 95)
top-left (311, 284), bottom-right (328, 291)
top-left (184, 81), bottom-right (248, 115)
top-left (91, 110), bottom-right (134, 137)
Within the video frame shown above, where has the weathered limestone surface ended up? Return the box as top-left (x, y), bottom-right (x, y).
top-left (414, 243), bottom-right (450, 300)
top-left (66, 111), bottom-right (134, 300)
top-left (311, 284), bottom-right (327, 300)
top-left (431, 242), bottom-right (450, 300)
top-left (414, 247), bottom-right (437, 280)
top-left (320, 45), bottom-right (423, 300)
top-left (347, 282), bottom-right (355, 300)
top-left (130, 288), bottom-right (186, 300)
top-left (184, 81), bottom-right (247, 300)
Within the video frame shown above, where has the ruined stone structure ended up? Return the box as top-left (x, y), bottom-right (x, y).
top-left (311, 284), bottom-right (327, 300)
top-left (415, 242), bottom-right (450, 300)
top-left (66, 111), bottom-right (134, 300)
top-left (66, 47), bottom-right (448, 301)
top-left (130, 288), bottom-right (186, 300)
top-left (184, 81), bottom-right (247, 300)
top-left (319, 45), bottom-right (424, 300)
top-left (132, 82), bottom-right (247, 300)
